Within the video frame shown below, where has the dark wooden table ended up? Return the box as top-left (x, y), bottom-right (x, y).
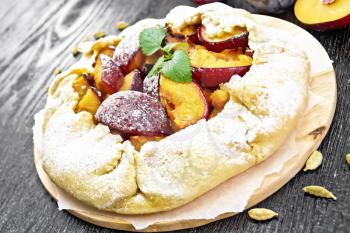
top-left (0, 0), bottom-right (349, 232)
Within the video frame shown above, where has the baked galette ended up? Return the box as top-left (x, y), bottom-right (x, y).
top-left (33, 3), bottom-right (310, 214)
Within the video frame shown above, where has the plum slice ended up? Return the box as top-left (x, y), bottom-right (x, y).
top-left (143, 74), bottom-right (160, 99)
top-left (96, 91), bottom-right (172, 136)
top-left (119, 69), bottom-right (143, 92)
top-left (94, 54), bottom-right (124, 95)
top-left (99, 46), bottom-right (115, 58)
top-left (197, 25), bottom-right (249, 52)
top-left (166, 24), bottom-right (199, 44)
top-left (159, 75), bottom-right (209, 131)
top-left (113, 32), bottom-right (146, 74)
top-left (72, 75), bottom-right (90, 98)
top-left (189, 45), bottom-right (252, 88)
top-left (76, 87), bottom-right (102, 116)
top-left (192, 67), bottom-right (250, 88)
top-left (208, 89), bottom-right (230, 119)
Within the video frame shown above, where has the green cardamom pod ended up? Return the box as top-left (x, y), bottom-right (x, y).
top-left (71, 46), bottom-right (80, 57)
top-left (93, 31), bottom-right (106, 40)
top-left (53, 68), bottom-right (62, 76)
top-left (304, 151), bottom-right (323, 171)
top-left (303, 185), bottom-right (336, 200)
top-left (248, 208), bottom-right (278, 221)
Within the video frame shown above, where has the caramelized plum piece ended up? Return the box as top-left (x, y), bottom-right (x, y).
top-left (119, 69), bottom-right (143, 91)
top-left (76, 87), bottom-right (102, 116)
top-left (210, 89), bottom-right (230, 109)
top-left (99, 46), bottom-right (115, 58)
top-left (165, 33), bottom-right (199, 45)
top-left (192, 66), bottom-right (250, 88)
top-left (143, 74), bottom-right (160, 99)
top-left (166, 24), bottom-right (199, 44)
top-left (159, 75), bottom-right (209, 131)
top-left (96, 91), bottom-right (172, 136)
top-left (208, 89), bottom-right (230, 119)
top-left (129, 135), bottom-right (164, 151)
top-left (197, 25), bottom-right (249, 52)
top-left (72, 75), bottom-right (90, 98)
top-left (188, 33), bottom-right (200, 45)
top-left (82, 73), bottom-right (95, 85)
top-left (113, 33), bottom-right (146, 74)
top-left (94, 54), bottom-right (124, 95)
top-left (189, 45), bottom-right (252, 88)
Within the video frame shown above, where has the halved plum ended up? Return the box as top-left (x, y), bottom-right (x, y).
top-left (119, 69), bottom-right (143, 92)
top-left (295, 0), bottom-right (350, 31)
top-left (94, 54), bottom-right (124, 95)
top-left (96, 91), bottom-right (172, 136)
top-left (113, 33), bottom-right (146, 74)
top-left (189, 45), bottom-right (252, 88)
top-left (197, 25), bottom-right (249, 52)
top-left (159, 75), bottom-right (209, 131)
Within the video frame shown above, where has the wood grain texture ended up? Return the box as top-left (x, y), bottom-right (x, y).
top-left (0, 0), bottom-right (349, 233)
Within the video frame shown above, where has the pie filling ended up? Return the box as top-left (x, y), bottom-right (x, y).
top-left (73, 23), bottom-right (253, 150)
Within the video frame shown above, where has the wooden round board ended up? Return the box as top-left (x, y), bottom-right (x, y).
top-left (34, 15), bottom-right (337, 232)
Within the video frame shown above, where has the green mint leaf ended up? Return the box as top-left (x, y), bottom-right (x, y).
top-left (161, 50), bottom-right (192, 83)
top-left (140, 26), bottom-right (166, 56)
top-left (147, 55), bottom-right (165, 77)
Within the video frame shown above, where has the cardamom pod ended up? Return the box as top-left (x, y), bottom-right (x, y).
top-left (346, 153), bottom-right (350, 166)
top-left (53, 68), bottom-right (62, 76)
top-left (303, 151), bottom-right (323, 171)
top-left (303, 185), bottom-right (336, 200)
top-left (116, 21), bottom-right (129, 30)
top-left (93, 31), bottom-right (106, 40)
top-left (248, 208), bottom-right (278, 221)
top-left (71, 46), bottom-right (80, 57)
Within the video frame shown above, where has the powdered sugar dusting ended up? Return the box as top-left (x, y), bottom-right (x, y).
top-left (100, 55), bottom-right (124, 91)
top-left (143, 74), bottom-right (160, 99)
top-left (113, 32), bottom-right (140, 68)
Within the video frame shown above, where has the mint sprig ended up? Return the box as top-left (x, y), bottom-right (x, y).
top-left (140, 26), bottom-right (166, 56)
top-left (161, 50), bottom-right (192, 83)
top-left (148, 55), bottom-right (165, 77)
top-left (140, 26), bottom-right (192, 83)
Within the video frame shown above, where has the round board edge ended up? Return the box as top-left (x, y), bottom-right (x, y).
top-left (33, 15), bottom-right (337, 232)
